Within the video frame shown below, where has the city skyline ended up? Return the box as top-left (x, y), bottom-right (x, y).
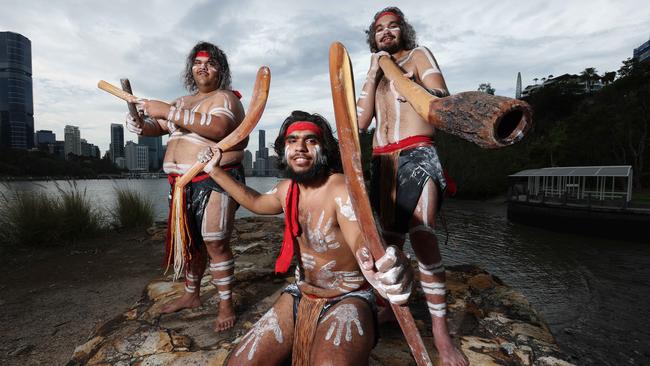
top-left (1, 0), bottom-right (648, 154)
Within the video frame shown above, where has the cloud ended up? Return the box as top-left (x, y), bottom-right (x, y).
top-left (1, 0), bottom-right (649, 154)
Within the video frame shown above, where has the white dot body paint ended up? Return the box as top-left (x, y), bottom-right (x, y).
top-left (335, 196), bottom-right (357, 221)
top-left (322, 304), bottom-right (364, 346)
top-left (235, 308), bottom-right (284, 360)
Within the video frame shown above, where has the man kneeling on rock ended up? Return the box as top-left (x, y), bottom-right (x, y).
top-left (198, 110), bottom-right (413, 365)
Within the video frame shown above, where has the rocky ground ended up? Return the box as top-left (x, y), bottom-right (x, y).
top-left (0, 216), bottom-right (574, 365)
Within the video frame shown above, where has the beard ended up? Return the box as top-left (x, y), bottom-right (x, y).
top-left (284, 147), bottom-right (329, 184)
top-left (378, 41), bottom-right (402, 54)
top-left (285, 161), bottom-right (329, 184)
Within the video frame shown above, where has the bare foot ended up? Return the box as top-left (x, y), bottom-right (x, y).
top-left (213, 300), bottom-right (236, 332)
top-left (435, 337), bottom-right (468, 366)
top-left (160, 292), bottom-right (201, 314)
top-left (377, 305), bottom-right (397, 324)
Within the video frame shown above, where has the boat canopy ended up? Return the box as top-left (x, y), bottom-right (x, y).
top-left (509, 165), bottom-right (633, 201)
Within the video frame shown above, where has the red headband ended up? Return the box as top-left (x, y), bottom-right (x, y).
top-left (196, 51), bottom-right (210, 58)
top-left (285, 121), bottom-right (322, 138)
top-left (375, 11), bottom-right (400, 24)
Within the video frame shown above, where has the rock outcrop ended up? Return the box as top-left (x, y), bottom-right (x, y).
top-left (68, 217), bottom-right (573, 365)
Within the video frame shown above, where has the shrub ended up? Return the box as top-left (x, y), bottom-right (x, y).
top-left (111, 187), bottom-right (154, 229)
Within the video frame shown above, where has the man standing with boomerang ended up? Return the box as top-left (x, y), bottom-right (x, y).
top-left (357, 7), bottom-right (468, 366)
top-left (125, 41), bottom-right (246, 332)
top-left (198, 111), bottom-right (413, 365)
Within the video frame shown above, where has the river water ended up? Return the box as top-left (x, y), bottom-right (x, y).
top-left (2, 178), bottom-right (648, 365)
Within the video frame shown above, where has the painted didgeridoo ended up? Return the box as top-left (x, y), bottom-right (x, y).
top-left (378, 56), bottom-right (532, 149)
top-left (329, 42), bottom-right (434, 366)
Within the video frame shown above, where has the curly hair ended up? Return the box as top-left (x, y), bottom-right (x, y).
top-left (273, 110), bottom-right (342, 175)
top-left (182, 41), bottom-right (232, 93)
top-left (365, 6), bottom-right (418, 53)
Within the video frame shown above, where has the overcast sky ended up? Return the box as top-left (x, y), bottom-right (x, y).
top-left (2, 0), bottom-right (649, 155)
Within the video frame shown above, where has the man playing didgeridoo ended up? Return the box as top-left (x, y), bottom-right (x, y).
top-left (357, 7), bottom-right (468, 366)
top-left (197, 111), bottom-right (413, 365)
top-left (125, 41), bottom-right (245, 331)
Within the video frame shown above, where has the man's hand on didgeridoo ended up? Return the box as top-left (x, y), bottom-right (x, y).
top-left (356, 245), bottom-right (413, 305)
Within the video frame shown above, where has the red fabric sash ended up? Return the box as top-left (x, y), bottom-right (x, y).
top-left (276, 181), bottom-right (300, 273)
top-left (372, 135), bottom-right (433, 155)
top-left (232, 90), bottom-right (242, 99)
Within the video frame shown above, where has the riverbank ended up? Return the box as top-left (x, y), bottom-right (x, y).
top-left (36, 216), bottom-right (571, 365)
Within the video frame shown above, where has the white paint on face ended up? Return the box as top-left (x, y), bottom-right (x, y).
top-left (306, 211), bottom-right (340, 252)
top-left (314, 145), bottom-right (326, 166)
top-left (335, 196), bottom-right (357, 221)
top-left (301, 252), bottom-right (316, 270)
top-left (235, 307), bottom-right (284, 360)
top-left (315, 260), bottom-right (365, 292)
top-left (322, 303), bottom-right (364, 346)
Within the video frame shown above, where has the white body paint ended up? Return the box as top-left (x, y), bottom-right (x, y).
top-left (421, 280), bottom-right (446, 295)
top-left (315, 260), bottom-right (365, 291)
top-left (305, 211), bottom-right (340, 252)
top-left (235, 308), bottom-right (283, 360)
top-left (202, 192), bottom-right (230, 241)
top-left (210, 259), bottom-right (234, 272)
top-left (427, 301), bottom-right (447, 317)
top-left (418, 260), bottom-right (445, 276)
top-left (301, 252), bottom-right (316, 270)
top-left (322, 303), bottom-right (364, 346)
top-left (265, 187), bottom-right (278, 195)
top-left (335, 196), bottom-right (357, 221)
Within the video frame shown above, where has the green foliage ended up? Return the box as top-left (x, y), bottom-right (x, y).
top-left (56, 182), bottom-right (105, 242)
top-left (0, 182), bottom-right (105, 247)
top-left (0, 148), bottom-right (122, 178)
top-left (477, 82), bottom-right (496, 95)
top-left (111, 187), bottom-right (154, 229)
top-left (438, 59), bottom-right (650, 196)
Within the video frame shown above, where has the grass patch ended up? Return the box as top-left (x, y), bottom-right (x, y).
top-left (0, 182), bottom-right (105, 247)
top-left (111, 187), bottom-right (154, 229)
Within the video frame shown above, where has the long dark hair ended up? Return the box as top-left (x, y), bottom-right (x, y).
top-left (365, 6), bottom-right (417, 53)
top-left (273, 110), bottom-right (342, 174)
top-left (182, 41), bottom-right (232, 93)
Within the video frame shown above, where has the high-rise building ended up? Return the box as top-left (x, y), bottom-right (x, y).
top-left (516, 72), bottom-right (522, 99)
top-left (633, 37), bottom-right (650, 63)
top-left (0, 32), bottom-right (34, 149)
top-left (34, 129), bottom-right (55, 151)
top-left (64, 125), bottom-right (80, 158)
top-left (110, 123), bottom-right (124, 164)
top-left (124, 140), bottom-right (148, 171)
top-left (138, 135), bottom-right (163, 171)
top-left (243, 149), bottom-right (253, 176)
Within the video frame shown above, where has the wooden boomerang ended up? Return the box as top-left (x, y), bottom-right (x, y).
top-left (329, 42), bottom-right (433, 366)
top-left (98, 66), bottom-right (271, 188)
top-left (120, 79), bottom-right (143, 125)
top-left (176, 66), bottom-right (271, 188)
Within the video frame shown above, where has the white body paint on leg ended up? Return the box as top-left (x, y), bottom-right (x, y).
top-left (235, 308), bottom-right (284, 360)
top-left (202, 192), bottom-right (230, 241)
top-left (322, 303), bottom-right (364, 346)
